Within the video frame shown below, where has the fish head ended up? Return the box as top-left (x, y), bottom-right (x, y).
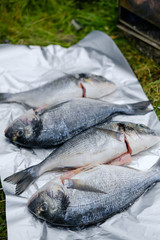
top-left (121, 122), bottom-right (160, 155)
top-left (78, 73), bottom-right (116, 98)
top-left (27, 184), bottom-right (69, 224)
top-left (4, 109), bottom-right (42, 146)
top-left (122, 123), bottom-right (156, 138)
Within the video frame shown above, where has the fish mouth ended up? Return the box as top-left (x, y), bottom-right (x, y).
top-left (4, 126), bottom-right (13, 139)
top-left (4, 124), bottom-right (13, 137)
top-left (27, 191), bottom-right (44, 213)
top-left (27, 195), bottom-right (49, 223)
top-left (4, 126), bottom-right (9, 136)
top-left (27, 204), bottom-right (44, 222)
top-left (4, 126), bottom-right (18, 142)
top-left (27, 195), bottom-right (38, 215)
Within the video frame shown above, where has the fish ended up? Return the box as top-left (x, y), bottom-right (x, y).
top-left (27, 160), bottom-right (160, 227)
top-left (5, 121), bottom-right (160, 195)
top-left (4, 98), bottom-right (151, 148)
top-left (0, 73), bottom-right (116, 109)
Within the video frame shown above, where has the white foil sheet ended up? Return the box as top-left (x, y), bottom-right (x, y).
top-left (0, 30), bottom-right (160, 240)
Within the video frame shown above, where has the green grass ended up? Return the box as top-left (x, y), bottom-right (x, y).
top-left (0, 0), bottom-right (159, 116)
top-left (0, 182), bottom-right (6, 239)
top-left (0, 0), bottom-right (160, 239)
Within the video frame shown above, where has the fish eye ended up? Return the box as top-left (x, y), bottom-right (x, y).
top-left (40, 202), bottom-right (48, 212)
top-left (17, 130), bottom-right (24, 137)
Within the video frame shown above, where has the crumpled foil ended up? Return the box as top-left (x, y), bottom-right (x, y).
top-left (0, 30), bottom-right (160, 240)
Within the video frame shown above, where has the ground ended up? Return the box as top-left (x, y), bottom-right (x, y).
top-left (0, 1), bottom-right (159, 239)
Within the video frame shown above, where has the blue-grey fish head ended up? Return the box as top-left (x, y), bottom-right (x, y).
top-left (27, 185), bottom-right (69, 225)
top-left (4, 109), bottom-right (42, 146)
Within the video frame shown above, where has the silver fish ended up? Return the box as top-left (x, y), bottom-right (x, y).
top-left (4, 98), bottom-right (151, 148)
top-left (27, 161), bottom-right (160, 227)
top-left (5, 121), bottom-right (159, 195)
top-left (0, 73), bottom-right (116, 109)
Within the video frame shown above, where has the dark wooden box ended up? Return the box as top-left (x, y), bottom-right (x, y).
top-left (118, 0), bottom-right (160, 50)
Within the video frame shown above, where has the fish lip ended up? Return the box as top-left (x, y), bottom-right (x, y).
top-left (28, 205), bottom-right (41, 219)
top-left (27, 200), bottom-right (48, 222)
top-left (4, 125), bottom-right (11, 137)
top-left (28, 205), bottom-right (37, 215)
top-left (4, 120), bottom-right (16, 137)
top-left (27, 196), bottom-right (37, 216)
top-left (4, 126), bottom-right (18, 142)
top-left (4, 126), bottom-right (12, 140)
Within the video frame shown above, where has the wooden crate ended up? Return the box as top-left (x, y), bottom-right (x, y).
top-left (117, 0), bottom-right (160, 50)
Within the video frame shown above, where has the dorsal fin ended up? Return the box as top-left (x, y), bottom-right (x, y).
top-left (35, 100), bottom-right (73, 116)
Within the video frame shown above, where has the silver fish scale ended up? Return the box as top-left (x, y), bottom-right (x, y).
top-left (10, 76), bottom-right (81, 108)
top-left (38, 99), bottom-right (113, 144)
top-left (56, 128), bottom-right (116, 157)
top-left (39, 125), bottom-right (127, 174)
top-left (63, 165), bottom-right (159, 226)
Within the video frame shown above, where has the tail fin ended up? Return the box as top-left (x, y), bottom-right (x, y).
top-left (4, 166), bottom-right (39, 195)
top-left (124, 101), bottom-right (152, 115)
top-left (0, 93), bottom-right (12, 103)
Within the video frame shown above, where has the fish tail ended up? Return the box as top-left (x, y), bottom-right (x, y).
top-left (4, 165), bottom-right (39, 195)
top-left (0, 92), bottom-right (13, 103)
top-left (123, 101), bottom-right (152, 115)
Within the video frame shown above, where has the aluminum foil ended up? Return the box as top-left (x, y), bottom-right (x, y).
top-left (0, 30), bottom-right (160, 240)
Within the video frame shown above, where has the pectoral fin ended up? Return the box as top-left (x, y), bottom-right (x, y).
top-left (108, 153), bottom-right (132, 165)
top-left (61, 166), bottom-right (85, 185)
top-left (79, 82), bottom-right (86, 97)
top-left (60, 163), bottom-right (98, 184)
top-left (35, 100), bottom-right (72, 115)
top-left (64, 179), bottom-right (106, 194)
